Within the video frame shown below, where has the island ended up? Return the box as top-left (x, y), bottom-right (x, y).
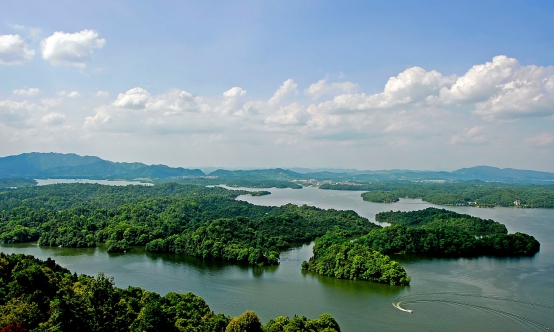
top-left (0, 183), bottom-right (378, 265)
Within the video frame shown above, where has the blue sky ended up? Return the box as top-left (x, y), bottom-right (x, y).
top-left (1, 1), bottom-right (554, 171)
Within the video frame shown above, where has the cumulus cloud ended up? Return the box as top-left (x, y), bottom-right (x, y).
top-left (223, 87), bottom-right (246, 98)
top-left (268, 79), bottom-right (298, 106)
top-left (383, 67), bottom-right (455, 105)
top-left (113, 87), bottom-right (152, 109)
top-left (67, 91), bottom-right (81, 98)
top-left (0, 34), bottom-right (35, 65)
top-left (41, 112), bottom-right (66, 125)
top-left (221, 87), bottom-right (247, 114)
top-left (305, 79), bottom-right (357, 99)
top-left (473, 71), bottom-right (554, 120)
top-left (525, 133), bottom-right (554, 146)
top-left (451, 126), bottom-right (488, 145)
top-left (438, 55), bottom-right (518, 103)
top-left (41, 29), bottom-right (105, 67)
top-left (95, 90), bottom-right (109, 98)
top-left (80, 56), bottom-right (554, 150)
top-left (84, 87), bottom-right (211, 131)
top-left (149, 89), bottom-right (207, 115)
top-left (13, 88), bottom-right (40, 96)
top-left (316, 66), bottom-right (454, 114)
top-left (265, 103), bottom-right (307, 126)
top-left (0, 97), bottom-right (61, 128)
top-left (385, 108), bottom-right (449, 135)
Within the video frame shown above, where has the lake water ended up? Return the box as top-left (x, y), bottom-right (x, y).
top-left (2, 186), bottom-right (553, 331)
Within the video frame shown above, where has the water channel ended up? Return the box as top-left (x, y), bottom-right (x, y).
top-left (2, 186), bottom-right (553, 331)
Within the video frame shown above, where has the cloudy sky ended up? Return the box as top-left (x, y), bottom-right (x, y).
top-left (1, 1), bottom-right (554, 171)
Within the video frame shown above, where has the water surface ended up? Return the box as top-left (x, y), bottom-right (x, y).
top-left (2, 186), bottom-right (553, 331)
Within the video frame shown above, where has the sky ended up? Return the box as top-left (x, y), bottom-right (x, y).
top-left (1, 0), bottom-right (554, 172)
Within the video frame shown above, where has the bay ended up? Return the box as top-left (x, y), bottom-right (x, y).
top-left (2, 186), bottom-right (553, 331)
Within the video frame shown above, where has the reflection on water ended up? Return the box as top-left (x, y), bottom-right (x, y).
top-left (2, 186), bottom-right (554, 331)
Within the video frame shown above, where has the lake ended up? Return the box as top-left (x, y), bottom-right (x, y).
top-left (2, 186), bottom-right (553, 331)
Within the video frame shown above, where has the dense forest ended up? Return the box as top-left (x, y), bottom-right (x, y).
top-left (362, 208), bottom-right (540, 256)
top-left (302, 232), bottom-right (411, 286)
top-left (319, 181), bottom-right (554, 208)
top-left (0, 253), bottom-right (341, 332)
top-left (0, 179), bottom-right (37, 189)
top-left (301, 208), bottom-right (540, 282)
top-left (0, 183), bottom-right (378, 265)
top-left (0, 183), bottom-right (541, 287)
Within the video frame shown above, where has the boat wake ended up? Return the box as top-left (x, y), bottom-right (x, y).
top-left (393, 292), bottom-right (553, 331)
top-left (392, 301), bottom-right (413, 313)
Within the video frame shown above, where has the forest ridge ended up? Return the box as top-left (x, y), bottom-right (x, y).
top-left (1, 152), bottom-right (554, 183)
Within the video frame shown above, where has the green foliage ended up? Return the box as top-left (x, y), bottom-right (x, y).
top-left (321, 181), bottom-right (554, 208)
top-left (303, 232), bottom-right (410, 286)
top-left (0, 179), bottom-right (36, 189)
top-left (106, 239), bottom-right (129, 253)
top-left (361, 209), bottom-right (540, 257)
top-left (0, 183), bottom-right (377, 265)
top-left (360, 191), bottom-right (399, 203)
top-left (264, 313), bottom-right (341, 332)
top-left (250, 191), bottom-right (271, 196)
top-left (0, 253), bottom-right (340, 332)
top-left (376, 208), bottom-right (507, 236)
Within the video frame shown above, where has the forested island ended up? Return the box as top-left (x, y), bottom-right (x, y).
top-left (302, 231), bottom-right (411, 286)
top-left (319, 182), bottom-right (554, 208)
top-left (0, 253), bottom-right (341, 331)
top-left (0, 183), bottom-right (541, 288)
top-left (367, 208), bottom-right (540, 256)
top-left (0, 183), bottom-right (378, 266)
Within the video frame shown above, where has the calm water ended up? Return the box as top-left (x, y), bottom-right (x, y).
top-left (2, 186), bottom-right (553, 331)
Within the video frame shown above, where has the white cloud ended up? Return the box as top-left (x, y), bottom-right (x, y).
top-left (438, 55), bottom-right (518, 104)
top-left (40, 98), bottom-right (62, 107)
top-left (85, 87), bottom-right (212, 132)
top-left (473, 70), bottom-right (554, 120)
top-left (67, 91), bottom-right (81, 98)
top-left (8, 24), bottom-right (42, 41)
top-left (385, 108), bottom-right (449, 134)
top-left (95, 90), bottom-right (109, 98)
top-left (41, 29), bottom-right (105, 67)
top-left (221, 87), bottom-right (247, 115)
top-left (149, 89), bottom-right (207, 115)
top-left (265, 103), bottom-right (307, 126)
top-left (113, 87), bottom-right (152, 109)
top-left (268, 79), bottom-right (298, 106)
top-left (316, 66), bottom-right (454, 114)
top-left (0, 34), bottom-right (35, 65)
top-left (305, 79), bottom-right (357, 99)
top-left (223, 87), bottom-right (246, 98)
top-left (0, 98), bottom-right (58, 128)
top-left (383, 66), bottom-right (454, 105)
top-left (525, 133), bottom-right (554, 146)
top-left (13, 88), bottom-right (40, 96)
top-left (41, 112), bottom-right (66, 125)
top-left (451, 126), bottom-right (488, 145)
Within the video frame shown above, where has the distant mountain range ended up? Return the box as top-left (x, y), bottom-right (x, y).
top-left (0, 153), bottom-right (204, 180)
top-left (1, 152), bottom-right (553, 183)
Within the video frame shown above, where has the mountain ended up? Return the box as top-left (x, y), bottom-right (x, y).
top-left (209, 168), bottom-right (300, 180)
top-left (2, 152), bottom-right (553, 183)
top-left (0, 153), bottom-right (205, 180)
top-left (451, 166), bottom-right (554, 182)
